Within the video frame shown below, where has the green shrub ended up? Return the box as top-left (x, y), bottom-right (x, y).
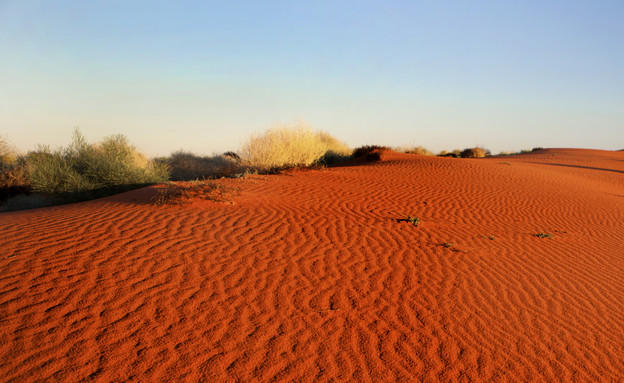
top-left (240, 120), bottom-right (350, 171)
top-left (24, 129), bottom-right (169, 195)
top-left (25, 147), bottom-right (95, 193)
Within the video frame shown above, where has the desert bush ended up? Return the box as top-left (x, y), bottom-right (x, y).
top-left (460, 147), bottom-right (488, 158)
top-left (160, 151), bottom-right (242, 181)
top-left (0, 134), bottom-right (17, 166)
top-left (239, 120), bottom-right (350, 170)
top-left (25, 129), bottom-right (169, 195)
top-left (352, 145), bottom-right (389, 160)
top-left (316, 131), bottom-right (352, 164)
top-left (402, 146), bottom-right (433, 156)
top-left (25, 147), bottom-right (94, 194)
top-left (0, 161), bottom-right (30, 205)
top-left (438, 149), bottom-right (461, 158)
top-left (497, 151), bottom-right (514, 156)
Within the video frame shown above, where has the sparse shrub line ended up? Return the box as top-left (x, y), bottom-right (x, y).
top-left (1, 129), bottom-right (169, 210)
top-left (24, 129), bottom-right (169, 195)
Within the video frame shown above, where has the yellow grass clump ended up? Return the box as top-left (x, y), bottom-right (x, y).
top-left (240, 121), bottom-right (351, 170)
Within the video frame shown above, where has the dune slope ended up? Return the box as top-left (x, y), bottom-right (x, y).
top-left (1, 148), bottom-right (623, 382)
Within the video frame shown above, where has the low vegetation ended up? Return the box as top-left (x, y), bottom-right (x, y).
top-left (497, 147), bottom-right (544, 156)
top-left (1, 129), bottom-right (168, 210)
top-left (438, 149), bottom-right (461, 158)
top-left (352, 145), bottom-right (389, 162)
top-left (25, 129), bottom-right (168, 195)
top-left (152, 180), bottom-right (240, 206)
top-left (0, 134), bottom-right (17, 166)
top-left (438, 147), bottom-right (491, 158)
top-left (536, 231), bottom-right (554, 239)
top-left (1, 135), bottom-right (30, 206)
top-left (497, 151), bottom-right (514, 156)
top-left (460, 147), bottom-right (488, 158)
top-left (316, 131), bottom-right (353, 164)
top-left (239, 120), bottom-right (351, 171)
top-left (0, 162), bottom-right (29, 206)
top-left (158, 151), bottom-right (242, 181)
top-left (401, 145), bottom-right (433, 156)
top-left (397, 216), bottom-right (420, 227)
top-left (1, 125), bottom-right (551, 212)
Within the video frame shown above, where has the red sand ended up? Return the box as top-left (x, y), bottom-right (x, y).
top-left (1, 148), bottom-right (623, 381)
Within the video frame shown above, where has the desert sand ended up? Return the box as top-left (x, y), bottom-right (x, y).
top-left (1, 148), bottom-right (623, 382)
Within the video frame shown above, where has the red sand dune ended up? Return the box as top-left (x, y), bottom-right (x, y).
top-left (1, 148), bottom-right (623, 382)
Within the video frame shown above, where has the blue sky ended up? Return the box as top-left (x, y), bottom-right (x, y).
top-left (1, 0), bottom-right (623, 156)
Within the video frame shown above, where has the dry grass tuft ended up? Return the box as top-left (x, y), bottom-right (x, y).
top-left (239, 120), bottom-right (350, 171)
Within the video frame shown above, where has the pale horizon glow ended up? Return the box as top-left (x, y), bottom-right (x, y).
top-left (1, 0), bottom-right (623, 157)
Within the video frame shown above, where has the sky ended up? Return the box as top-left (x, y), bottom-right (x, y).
top-left (1, 0), bottom-right (623, 156)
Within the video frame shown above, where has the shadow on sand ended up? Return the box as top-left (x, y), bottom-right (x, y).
top-left (534, 162), bottom-right (624, 174)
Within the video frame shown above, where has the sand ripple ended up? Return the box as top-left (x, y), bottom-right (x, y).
top-left (1, 148), bottom-right (623, 381)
